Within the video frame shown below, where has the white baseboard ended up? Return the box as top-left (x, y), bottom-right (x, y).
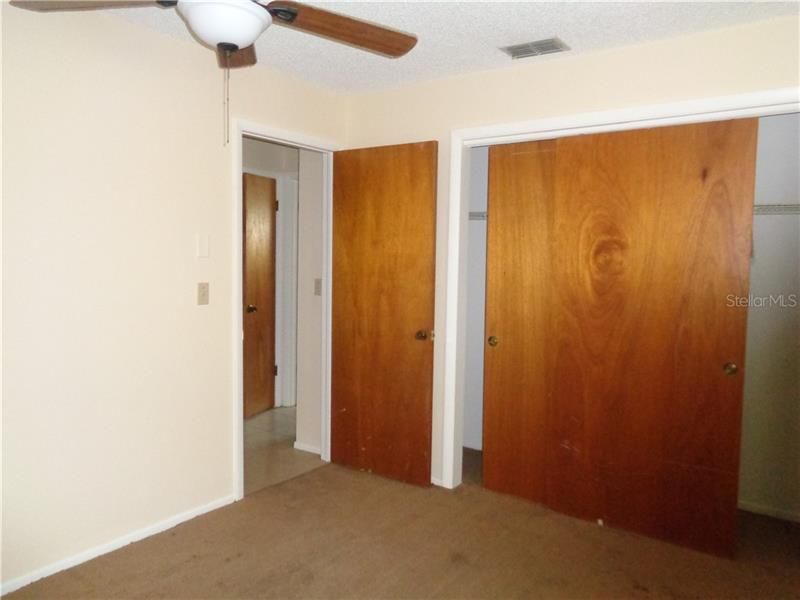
top-left (431, 477), bottom-right (446, 488)
top-left (738, 500), bottom-right (800, 523)
top-left (293, 441), bottom-right (321, 455)
top-left (1, 494), bottom-right (237, 596)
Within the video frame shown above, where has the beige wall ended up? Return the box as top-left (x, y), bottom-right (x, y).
top-left (0, 3), bottom-right (5, 582)
top-left (345, 15), bottom-right (800, 483)
top-left (347, 15), bottom-right (799, 147)
top-left (1, 5), bottom-right (347, 585)
top-left (2, 5), bottom-right (800, 589)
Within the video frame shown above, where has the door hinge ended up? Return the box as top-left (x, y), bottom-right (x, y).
top-left (273, 365), bottom-right (278, 376)
top-left (275, 200), bottom-right (279, 212)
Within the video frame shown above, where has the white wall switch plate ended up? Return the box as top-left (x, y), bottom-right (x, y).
top-left (197, 282), bottom-right (210, 305)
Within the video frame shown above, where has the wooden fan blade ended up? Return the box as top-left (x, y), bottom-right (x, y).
top-left (217, 45), bottom-right (258, 69)
top-left (267, 1), bottom-right (417, 58)
top-left (10, 0), bottom-right (167, 11)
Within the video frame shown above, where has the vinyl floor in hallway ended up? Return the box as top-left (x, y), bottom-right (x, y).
top-left (244, 407), bottom-right (324, 495)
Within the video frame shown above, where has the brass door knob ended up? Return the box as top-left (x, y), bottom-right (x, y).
top-left (488, 336), bottom-right (499, 347)
top-left (723, 362), bottom-right (738, 376)
top-left (246, 305), bottom-right (258, 313)
top-left (415, 330), bottom-right (429, 341)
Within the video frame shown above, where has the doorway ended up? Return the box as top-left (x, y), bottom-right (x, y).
top-left (738, 112), bottom-right (800, 524)
top-left (241, 136), bottom-right (326, 495)
top-left (233, 128), bottom-right (438, 497)
top-left (462, 145), bottom-right (489, 487)
top-left (461, 114), bottom-right (799, 555)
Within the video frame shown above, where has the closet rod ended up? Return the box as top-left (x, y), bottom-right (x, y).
top-left (754, 204), bottom-right (800, 215)
top-left (470, 206), bottom-right (798, 218)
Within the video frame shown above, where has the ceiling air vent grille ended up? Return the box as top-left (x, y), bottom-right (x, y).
top-left (500, 37), bottom-right (570, 59)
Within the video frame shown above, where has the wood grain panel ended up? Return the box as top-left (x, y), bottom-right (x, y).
top-left (243, 174), bottom-right (277, 419)
top-left (485, 119), bottom-right (757, 555)
top-left (483, 140), bottom-right (555, 502)
top-left (550, 120), bottom-right (757, 555)
top-left (217, 45), bottom-right (257, 69)
top-left (268, 1), bottom-right (417, 58)
top-left (332, 142), bottom-right (437, 486)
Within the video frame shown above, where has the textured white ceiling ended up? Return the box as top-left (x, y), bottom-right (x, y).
top-left (113, 1), bottom-right (799, 91)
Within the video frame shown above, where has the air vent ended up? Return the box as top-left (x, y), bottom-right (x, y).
top-left (500, 37), bottom-right (570, 60)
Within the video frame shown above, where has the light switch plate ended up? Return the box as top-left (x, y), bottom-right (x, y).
top-left (314, 278), bottom-right (322, 296)
top-left (197, 282), bottom-right (210, 305)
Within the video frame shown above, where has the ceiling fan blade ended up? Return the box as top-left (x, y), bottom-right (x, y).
top-left (217, 45), bottom-right (258, 69)
top-left (266, 1), bottom-right (417, 58)
top-left (10, 0), bottom-right (167, 11)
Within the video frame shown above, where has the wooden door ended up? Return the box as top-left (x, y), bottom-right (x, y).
top-left (483, 140), bottom-right (556, 502)
top-left (483, 119), bottom-right (757, 555)
top-left (332, 141), bottom-right (437, 486)
top-left (243, 173), bottom-right (277, 419)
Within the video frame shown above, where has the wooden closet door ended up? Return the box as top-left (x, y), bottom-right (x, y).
top-left (332, 141), bottom-right (437, 486)
top-left (484, 119), bottom-right (757, 555)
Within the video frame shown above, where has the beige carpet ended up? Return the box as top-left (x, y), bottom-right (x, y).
top-left (9, 464), bottom-right (800, 599)
top-left (244, 407), bottom-right (324, 495)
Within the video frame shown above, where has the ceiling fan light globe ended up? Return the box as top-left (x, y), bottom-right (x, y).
top-left (177, 0), bottom-right (271, 50)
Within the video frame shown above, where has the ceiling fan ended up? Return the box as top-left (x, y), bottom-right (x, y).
top-left (10, 0), bottom-right (418, 68)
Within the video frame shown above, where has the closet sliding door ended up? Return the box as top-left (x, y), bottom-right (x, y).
top-left (483, 140), bottom-right (555, 502)
top-left (483, 119), bottom-right (758, 555)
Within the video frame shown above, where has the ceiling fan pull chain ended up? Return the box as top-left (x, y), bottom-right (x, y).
top-left (223, 63), bottom-right (231, 146)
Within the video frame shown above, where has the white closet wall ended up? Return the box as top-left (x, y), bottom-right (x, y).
top-left (739, 113), bottom-right (800, 521)
top-left (463, 147), bottom-right (489, 450)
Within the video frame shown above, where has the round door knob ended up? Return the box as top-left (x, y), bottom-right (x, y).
top-left (246, 304), bottom-right (258, 313)
top-left (723, 362), bottom-right (738, 376)
top-left (415, 330), bottom-right (428, 341)
top-left (487, 336), bottom-right (499, 347)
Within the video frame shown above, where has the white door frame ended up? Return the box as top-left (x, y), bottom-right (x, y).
top-left (439, 87), bottom-right (800, 489)
top-left (232, 119), bottom-right (338, 500)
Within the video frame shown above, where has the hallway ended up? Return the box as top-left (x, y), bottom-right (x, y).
top-left (244, 407), bottom-right (324, 495)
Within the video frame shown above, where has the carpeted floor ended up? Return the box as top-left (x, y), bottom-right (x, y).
top-left (9, 464), bottom-right (800, 599)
